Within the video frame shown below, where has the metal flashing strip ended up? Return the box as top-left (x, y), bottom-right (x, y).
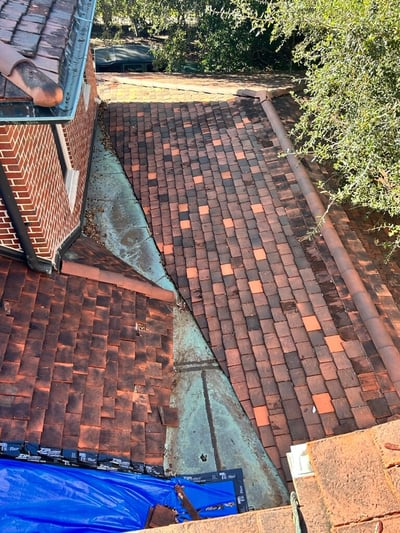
top-left (0, 0), bottom-right (97, 123)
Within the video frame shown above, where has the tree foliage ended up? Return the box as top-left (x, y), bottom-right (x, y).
top-left (242, 0), bottom-right (400, 251)
top-left (95, 1), bottom-right (400, 253)
top-left (94, 0), bottom-right (292, 72)
top-left (195, 4), bottom-right (291, 72)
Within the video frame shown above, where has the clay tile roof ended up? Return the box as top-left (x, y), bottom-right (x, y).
top-left (62, 237), bottom-right (176, 303)
top-left (65, 236), bottom-right (157, 280)
top-left (0, 237), bottom-right (176, 467)
top-left (0, 0), bottom-right (96, 122)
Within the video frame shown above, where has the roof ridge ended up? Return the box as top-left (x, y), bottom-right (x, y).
top-left (0, 40), bottom-right (63, 106)
top-left (61, 258), bottom-right (176, 303)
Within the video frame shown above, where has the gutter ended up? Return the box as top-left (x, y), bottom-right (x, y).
top-left (55, 0), bottom-right (98, 122)
top-left (0, 162), bottom-right (52, 274)
top-left (255, 92), bottom-right (400, 392)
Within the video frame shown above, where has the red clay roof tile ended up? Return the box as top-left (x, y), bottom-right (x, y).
top-left (0, 237), bottom-right (175, 467)
top-left (101, 89), bottom-right (400, 483)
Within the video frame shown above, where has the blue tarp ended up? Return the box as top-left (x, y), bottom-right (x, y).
top-left (0, 459), bottom-right (238, 532)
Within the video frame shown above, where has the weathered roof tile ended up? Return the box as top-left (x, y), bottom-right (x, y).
top-left (12, 29), bottom-right (41, 57)
top-left (0, 237), bottom-right (175, 466)
top-left (102, 86), bottom-right (400, 485)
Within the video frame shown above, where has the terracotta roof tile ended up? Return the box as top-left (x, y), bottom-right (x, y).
top-left (101, 88), bottom-right (400, 484)
top-left (0, 237), bottom-right (175, 467)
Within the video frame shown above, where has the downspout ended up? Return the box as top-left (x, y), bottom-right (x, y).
top-left (0, 162), bottom-right (52, 274)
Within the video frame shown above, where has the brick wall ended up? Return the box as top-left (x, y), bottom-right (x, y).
top-left (0, 52), bottom-right (97, 265)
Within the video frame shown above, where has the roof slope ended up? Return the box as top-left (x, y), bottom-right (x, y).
top-left (0, 237), bottom-right (176, 467)
top-left (102, 86), bottom-right (400, 485)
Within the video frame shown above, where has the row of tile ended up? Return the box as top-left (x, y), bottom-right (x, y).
top-left (104, 93), bottom-right (400, 483)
